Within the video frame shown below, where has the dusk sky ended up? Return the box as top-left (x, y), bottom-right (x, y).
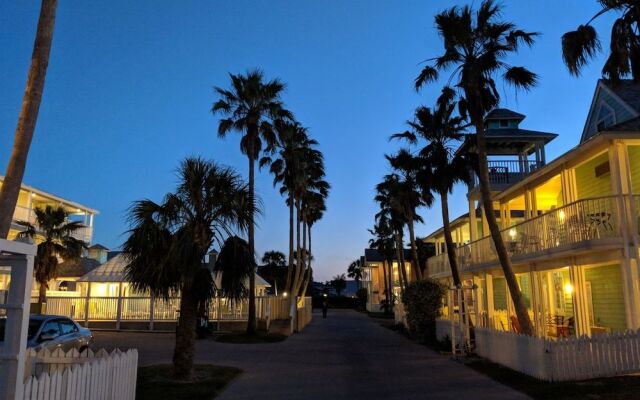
top-left (0, 1), bottom-right (616, 281)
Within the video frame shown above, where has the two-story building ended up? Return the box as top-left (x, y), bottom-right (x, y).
top-left (361, 248), bottom-right (414, 312)
top-left (424, 79), bottom-right (640, 339)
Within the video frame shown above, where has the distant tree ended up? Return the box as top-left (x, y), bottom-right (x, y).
top-left (261, 250), bottom-right (286, 267)
top-left (0, 0), bottom-right (58, 238)
top-left (259, 250), bottom-right (287, 295)
top-left (562, 0), bottom-right (639, 81)
top-left (347, 259), bottom-right (365, 289)
top-left (331, 273), bottom-right (347, 296)
top-left (17, 206), bottom-right (86, 307)
top-left (123, 158), bottom-right (253, 380)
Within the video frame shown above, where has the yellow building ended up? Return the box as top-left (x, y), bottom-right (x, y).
top-left (361, 249), bottom-right (413, 312)
top-left (425, 79), bottom-right (640, 338)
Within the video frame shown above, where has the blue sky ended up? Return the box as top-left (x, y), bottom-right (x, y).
top-left (0, 1), bottom-right (616, 281)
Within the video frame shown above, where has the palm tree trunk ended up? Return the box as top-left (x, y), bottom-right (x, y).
top-left (38, 280), bottom-right (48, 311)
top-left (295, 215), bottom-right (308, 296)
top-left (292, 200), bottom-right (302, 293)
top-left (407, 218), bottom-right (422, 281)
top-left (394, 233), bottom-right (408, 290)
top-left (380, 260), bottom-right (389, 314)
top-left (246, 155), bottom-right (256, 335)
top-left (0, 0), bottom-right (57, 238)
top-left (300, 224), bottom-right (312, 298)
top-left (285, 197), bottom-right (294, 293)
top-left (440, 190), bottom-right (462, 286)
top-left (473, 118), bottom-right (533, 336)
top-left (173, 282), bottom-right (198, 380)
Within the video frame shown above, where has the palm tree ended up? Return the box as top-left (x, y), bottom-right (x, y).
top-left (0, 0), bottom-right (58, 238)
top-left (215, 236), bottom-right (255, 301)
top-left (331, 273), bottom-right (347, 296)
top-left (415, 0), bottom-right (537, 335)
top-left (259, 250), bottom-right (287, 295)
top-left (369, 218), bottom-right (398, 315)
top-left (385, 150), bottom-right (432, 280)
top-left (347, 259), bottom-right (364, 289)
top-left (391, 88), bottom-right (473, 286)
top-left (375, 176), bottom-right (410, 289)
top-left (212, 69), bottom-right (291, 334)
top-left (300, 194), bottom-right (325, 298)
top-left (562, 0), bottom-right (639, 81)
top-left (17, 205), bottom-right (85, 307)
top-left (123, 158), bottom-right (253, 380)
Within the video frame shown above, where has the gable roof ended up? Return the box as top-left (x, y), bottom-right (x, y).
top-left (88, 244), bottom-right (109, 251)
top-left (364, 248), bottom-right (412, 262)
top-left (603, 79), bottom-right (640, 113)
top-left (581, 80), bottom-right (640, 142)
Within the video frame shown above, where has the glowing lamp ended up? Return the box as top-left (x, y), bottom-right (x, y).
top-left (559, 210), bottom-right (566, 222)
top-left (509, 228), bottom-right (517, 240)
top-left (282, 292), bottom-right (288, 298)
top-left (564, 282), bottom-right (574, 295)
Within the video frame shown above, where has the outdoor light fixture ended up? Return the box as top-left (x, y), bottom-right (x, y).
top-left (323, 293), bottom-right (327, 297)
top-left (559, 210), bottom-right (566, 222)
top-left (564, 282), bottom-right (574, 295)
top-left (509, 228), bottom-right (517, 240)
top-left (283, 292), bottom-right (288, 298)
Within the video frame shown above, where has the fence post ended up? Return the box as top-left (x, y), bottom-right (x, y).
top-left (84, 283), bottom-right (91, 327)
top-left (216, 297), bottom-right (221, 331)
top-left (116, 283), bottom-right (123, 330)
top-left (149, 293), bottom-right (155, 331)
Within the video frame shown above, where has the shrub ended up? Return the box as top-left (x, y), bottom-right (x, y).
top-left (356, 288), bottom-right (368, 310)
top-left (401, 279), bottom-right (445, 343)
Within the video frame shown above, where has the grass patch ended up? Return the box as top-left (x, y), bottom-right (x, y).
top-left (136, 364), bottom-right (241, 400)
top-left (466, 357), bottom-right (640, 400)
top-left (214, 331), bottom-right (287, 344)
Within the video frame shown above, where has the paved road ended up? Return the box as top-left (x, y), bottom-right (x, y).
top-left (94, 309), bottom-right (529, 399)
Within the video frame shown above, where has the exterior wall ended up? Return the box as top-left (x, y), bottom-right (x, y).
top-left (628, 145), bottom-right (640, 192)
top-left (575, 152), bottom-right (612, 199)
top-left (584, 264), bottom-right (626, 332)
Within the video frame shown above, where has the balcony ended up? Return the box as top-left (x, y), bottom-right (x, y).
top-left (427, 196), bottom-right (624, 278)
top-left (470, 160), bottom-right (542, 192)
top-left (11, 205), bottom-right (93, 244)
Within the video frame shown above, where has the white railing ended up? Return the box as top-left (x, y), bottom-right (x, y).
top-left (12, 206), bottom-right (35, 224)
top-left (427, 196), bottom-right (621, 276)
top-left (426, 253), bottom-right (449, 278)
top-left (23, 348), bottom-right (138, 400)
top-left (475, 327), bottom-right (640, 381)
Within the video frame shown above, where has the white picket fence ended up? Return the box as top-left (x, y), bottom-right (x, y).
top-left (475, 327), bottom-right (640, 381)
top-left (22, 348), bottom-right (137, 400)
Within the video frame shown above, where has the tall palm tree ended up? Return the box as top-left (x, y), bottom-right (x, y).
top-left (300, 193), bottom-right (326, 298)
top-left (369, 217), bottom-right (398, 315)
top-left (375, 176), bottom-right (410, 289)
top-left (123, 158), bottom-right (253, 380)
top-left (0, 0), bottom-right (58, 238)
top-left (212, 69), bottom-right (291, 334)
top-left (562, 0), bottom-right (639, 81)
top-left (215, 236), bottom-right (255, 302)
top-left (415, 0), bottom-right (538, 335)
top-left (385, 150), bottom-right (432, 280)
top-left (17, 205), bottom-right (85, 307)
top-left (392, 88), bottom-right (473, 286)
top-left (259, 250), bottom-right (287, 295)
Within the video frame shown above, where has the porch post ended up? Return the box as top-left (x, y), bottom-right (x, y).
top-left (481, 205), bottom-right (489, 239)
top-left (529, 266), bottom-right (540, 336)
top-left (116, 282), bottom-right (123, 330)
top-left (524, 189), bottom-right (532, 219)
top-left (469, 198), bottom-right (478, 242)
top-left (609, 141), bottom-right (640, 329)
top-left (569, 264), bottom-right (590, 336)
top-left (484, 272), bottom-right (495, 329)
top-left (84, 283), bottom-right (91, 327)
top-left (149, 293), bottom-right (155, 331)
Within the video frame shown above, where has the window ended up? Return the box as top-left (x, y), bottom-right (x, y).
top-left (40, 320), bottom-right (61, 338)
top-left (500, 120), bottom-right (509, 127)
top-left (596, 103), bottom-right (615, 131)
top-left (59, 319), bottom-right (78, 335)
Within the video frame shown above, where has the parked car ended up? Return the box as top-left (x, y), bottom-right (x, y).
top-left (0, 315), bottom-right (92, 352)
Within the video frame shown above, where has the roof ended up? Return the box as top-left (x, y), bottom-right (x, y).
top-left (364, 248), bottom-right (412, 263)
top-left (79, 253), bottom-right (271, 287)
top-left (57, 257), bottom-right (101, 278)
top-left (607, 116), bottom-right (640, 132)
top-left (0, 176), bottom-right (98, 214)
top-left (88, 244), bottom-right (109, 251)
top-left (78, 254), bottom-right (128, 282)
top-left (484, 128), bottom-right (558, 140)
top-left (486, 108), bottom-right (526, 121)
top-left (602, 79), bottom-right (640, 113)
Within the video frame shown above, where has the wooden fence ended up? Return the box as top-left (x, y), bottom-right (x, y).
top-left (475, 327), bottom-right (640, 381)
top-left (23, 348), bottom-right (138, 400)
top-left (295, 297), bottom-right (313, 332)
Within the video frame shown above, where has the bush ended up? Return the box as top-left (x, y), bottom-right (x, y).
top-left (401, 279), bottom-right (445, 344)
top-left (356, 288), bottom-right (368, 310)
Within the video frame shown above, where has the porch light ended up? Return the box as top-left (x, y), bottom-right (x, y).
top-left (564, 282), bottom-right (574, 295)
top-left (509, 228), bottom-right (517, 240)
top-left (283, 292), bottom-right (288, 298)
top-left (559, 210), bottom-right (566, 222)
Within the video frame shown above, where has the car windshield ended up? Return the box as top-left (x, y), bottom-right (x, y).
top-left (0, 318), bottom-right (44, 341)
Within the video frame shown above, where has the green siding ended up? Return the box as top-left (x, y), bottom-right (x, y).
top-left (628, 145), bottom-right (640, 193)
top-left (576, 152), bottom-right (612, 199)
top-left (493, 277), bottom-right (507, 310)
top-left (585, 264), bottom-right (627, 332)
top-left (517, 274), bottom-right (531, 308)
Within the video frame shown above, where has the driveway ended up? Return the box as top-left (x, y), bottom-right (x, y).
top-left (94, 309), bottom-right (529, 399)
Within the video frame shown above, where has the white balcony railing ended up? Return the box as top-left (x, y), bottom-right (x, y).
top-left (428, 195), bottom-right (622, 277)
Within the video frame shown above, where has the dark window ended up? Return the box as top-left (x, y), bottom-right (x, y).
top-left (59, 319), bottom-right (78, 335)
top-left (500, 120), bottom-right (509, 127)
top-left (40, 320), bottom-right (61, 339)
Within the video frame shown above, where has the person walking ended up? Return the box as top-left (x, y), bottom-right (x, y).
top-left (322, 296), bottom-right (328, 319)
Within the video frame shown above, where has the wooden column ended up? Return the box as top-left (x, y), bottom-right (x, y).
top-left (149, 293), bottom-right (155, 331)
top-left (84, 283), bottom-right (91, 327)
top-left (115, 282), bottom-right (123, 330)
top-left (469, 199), bottom-right (478, 242)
